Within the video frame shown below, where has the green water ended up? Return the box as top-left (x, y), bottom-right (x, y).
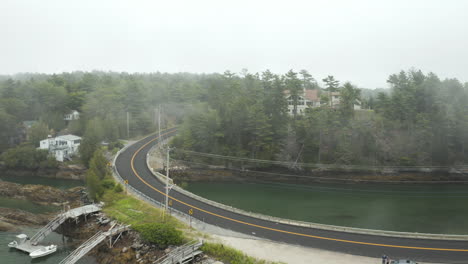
top-left (0, 228), bottom-right (96, 264)
top-left (0, 174), bottom-right (93, 263)
top-left (186, 181), bottom-right (468, 234)
top-left (0, 197), bottom-right (58, 214)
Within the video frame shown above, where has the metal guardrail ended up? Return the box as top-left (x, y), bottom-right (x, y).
top-left (145, 140), bottom-right (468, 241)
top-left (111, 138), bottom-right (204, 227)
top-left (112, 132), bottom-right (468, 243)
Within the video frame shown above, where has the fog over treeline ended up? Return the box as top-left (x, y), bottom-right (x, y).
top-left (0, 69), bottom-right (467, 168)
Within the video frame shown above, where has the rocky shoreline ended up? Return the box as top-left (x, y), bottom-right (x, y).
top-left (0, 181), bottom-right (84, 206)
top-left (0, 163), bottom-right (86, 180)
top-left (0, 181), bottom-right (174, 263)
top-left (166, 166), bottom-right (468, 185)
top-left (0, 180), bottom-right (222, 264)
top-left (0, 181), bottom-right (85, 232)
top-left (0, 207), bottom-right (50, 232)
top-left (149, 148), bottom-right (468, 185)
top-left (59, 214), bottom-right (170, 264)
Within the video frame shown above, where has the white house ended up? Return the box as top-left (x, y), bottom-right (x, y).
top-left (64, 110), bottom-right (80, 121)
top-left (328, 92), bottom-right (362, 110)
top-left (39, 134), bottom-right (82, 162)
top-left (285, 89), bottom-right (321, 115)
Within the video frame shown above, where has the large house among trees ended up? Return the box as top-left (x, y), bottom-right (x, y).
top-left (39, 134), bottom-right (81, 162)
top-left (285, 89), bottom-right (362, 115)
top-left (284, 89), bottom-right (321, 115)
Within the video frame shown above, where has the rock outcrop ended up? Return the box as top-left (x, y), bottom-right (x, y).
top-left (0, 207), bottom-right (50, 231)
top-left (0, 181), bottom-right (84, 206)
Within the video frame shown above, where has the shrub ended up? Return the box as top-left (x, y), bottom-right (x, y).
top-left (86, 169), bottom-right (103, 201)
top-left (201, 242), bottom-right (284, 264)
top-left (134, 223), bottom-right (183, 249)
top-left (101, 178), bottom-right (115, 189)
top-left (113, 183), bottom-right (123, 193)
top-left (1, 144), bottom-right (58, 169)
top-left (108, 141), bottom-right (124, 151)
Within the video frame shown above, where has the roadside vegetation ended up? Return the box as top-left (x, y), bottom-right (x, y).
top-left (82, 145), bottom-right (279, 262)
top-left (101, 186), bottom-right (185, 246)
top-left (99, 167), bottom-right (282, 263)
top-left (201, 242), bottom-right (286, 264)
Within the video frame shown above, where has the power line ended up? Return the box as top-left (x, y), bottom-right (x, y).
top-left (168, 158), bottom-right (468, 184)
top-left (172, 148), bottom-right (468, 172)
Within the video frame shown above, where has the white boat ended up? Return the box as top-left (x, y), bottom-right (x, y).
top-left (7, 241), bottom-right (17, 248)
top-left (8, 234), bottom-right (28, 248)
top-left (29, 245), bottom-right (57, 258)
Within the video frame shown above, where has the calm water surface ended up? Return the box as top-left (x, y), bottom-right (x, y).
top-left (0, 228), bottom-right (96, 264)
top-left (0, 174), bottom-right (93, 263)
top-left (186, 181), bottom-right (468, 234)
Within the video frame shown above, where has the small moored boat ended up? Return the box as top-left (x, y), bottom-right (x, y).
top-left (8, 234), bottom-right (28, 248)
top-left (29, 245), bottom-right (57, 258)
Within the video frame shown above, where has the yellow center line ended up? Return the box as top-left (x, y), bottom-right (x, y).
top-left (127, 130), bottom-right (468, 252)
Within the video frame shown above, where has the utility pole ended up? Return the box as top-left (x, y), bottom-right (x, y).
top-left (154, 107), bottom-right (157, 126)
top-left (158, 105), bottom-right (161, 143)
top-left (165, 146), bottom-right (170, 214)
top-left (126, 111), bottom-right (130, 139)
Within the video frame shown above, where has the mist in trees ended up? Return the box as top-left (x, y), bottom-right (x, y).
top-left (1, 69), bottom-right (467, 168)
top-left (172, 69), bottom-right (468, 167)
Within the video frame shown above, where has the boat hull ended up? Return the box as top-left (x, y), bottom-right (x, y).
top-left (29, 245), bottom-right (57, 259)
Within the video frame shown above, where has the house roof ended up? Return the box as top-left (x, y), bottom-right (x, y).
top-left (285, 89), bottom-right (320, 102)
top-left (56, 134), bottom-right (81, 141)
top-left (304, 89), bottom-right (319, 102)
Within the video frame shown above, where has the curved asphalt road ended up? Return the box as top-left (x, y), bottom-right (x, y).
top-left (115, 129), bottom-right (468, 263)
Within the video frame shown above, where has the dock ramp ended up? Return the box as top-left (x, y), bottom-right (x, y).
top-left (59, 224), bottom-right (130, 264)
top-left (155, 240), bottom-right (203, 264)
top-left (30, 204), bottom-right (101, 245)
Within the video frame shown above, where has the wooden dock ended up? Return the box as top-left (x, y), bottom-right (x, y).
top-left (9, 204), bottom-right (102, 255)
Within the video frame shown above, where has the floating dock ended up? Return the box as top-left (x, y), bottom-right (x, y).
top-left (9, 204), bottom-right (102, 256)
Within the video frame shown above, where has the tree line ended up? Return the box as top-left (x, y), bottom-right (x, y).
top-left (0, 72), bottom-right (199, 166)
top-left (171, 69), bottom-right (468, 167)
top-left (1, 69), bottom-right (467, 168)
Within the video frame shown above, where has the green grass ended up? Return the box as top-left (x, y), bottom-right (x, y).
top-left (201, 242), bottom-right (286, 264)
top-left (102, 189), bottom-right (183, 228)
top-left (100, 179), bottom-right (283, 262)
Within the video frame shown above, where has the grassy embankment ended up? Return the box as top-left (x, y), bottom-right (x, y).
top-left (101, 185), bottom-right (284, 264)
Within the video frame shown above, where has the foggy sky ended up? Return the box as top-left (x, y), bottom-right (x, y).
top-left (1, 0), bottom-right (468, 88)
